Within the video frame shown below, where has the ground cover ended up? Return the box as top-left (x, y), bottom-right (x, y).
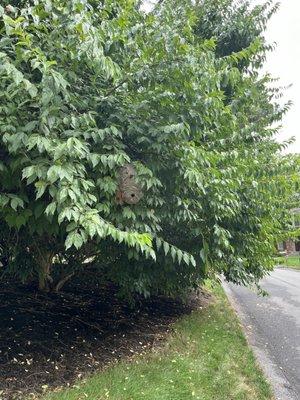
top-left (275, 255), bottom-right (300, 270)
top-left (42, 284), bottom-right (273, 400)
top-left (0, 276), bottom-right (204, 400)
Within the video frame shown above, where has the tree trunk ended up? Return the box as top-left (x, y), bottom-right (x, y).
top-left (34, 247), bottom-right (54, 292)
top-left (54, 272), bottom-right (74, 292)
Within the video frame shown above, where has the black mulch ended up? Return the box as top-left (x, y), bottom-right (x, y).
top-left (0, 278), bottom-right (209, 399)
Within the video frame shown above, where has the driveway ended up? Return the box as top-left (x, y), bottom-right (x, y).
top-left (224, 268), bottom-right (300, 400)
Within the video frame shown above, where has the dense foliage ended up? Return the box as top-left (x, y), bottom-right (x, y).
top-left (0, 0), bottom-right (297, 295)
top-left (280, 154), bottom-right (300, 243)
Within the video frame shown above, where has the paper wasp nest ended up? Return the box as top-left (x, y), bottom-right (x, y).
top-left (116, 164), bottom-right (142, 205)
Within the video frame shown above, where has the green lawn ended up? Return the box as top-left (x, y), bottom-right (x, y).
top-left (43, 283), bottom-right (273, 400)
top-left (275, 255), bottom-right (300, 270)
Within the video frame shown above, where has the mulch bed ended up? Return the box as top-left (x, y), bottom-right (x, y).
top-left (0, 278), bottom-right (210, 399)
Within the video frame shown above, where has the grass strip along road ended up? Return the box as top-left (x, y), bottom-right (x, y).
top-left (275, 255), bottom-right (300, 270)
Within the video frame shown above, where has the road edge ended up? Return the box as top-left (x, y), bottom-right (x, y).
top-left (222, 279), bottom-right (299, 400)
top-left (276, 266), bottom-right (300, 272)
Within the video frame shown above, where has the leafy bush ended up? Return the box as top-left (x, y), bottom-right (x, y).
top-left (0, 0), bottom-right (297, 295)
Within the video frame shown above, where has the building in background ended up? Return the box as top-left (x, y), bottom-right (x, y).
top-left (278, 208), bottom-right (300, 254)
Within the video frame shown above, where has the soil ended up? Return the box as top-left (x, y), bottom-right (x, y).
top-left (0, 279), bottom-right (211, 399)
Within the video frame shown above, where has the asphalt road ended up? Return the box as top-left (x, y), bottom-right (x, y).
top-left (225, 268), bottom-right (300, 400)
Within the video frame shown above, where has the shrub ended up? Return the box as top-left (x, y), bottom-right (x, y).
top-left (0, 0), bottom-right (297, 295)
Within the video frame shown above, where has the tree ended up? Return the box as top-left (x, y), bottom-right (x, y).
top-left (275, 155), bottom-right (300, 248)
top-left (0, 0), bottom-right (297, 295)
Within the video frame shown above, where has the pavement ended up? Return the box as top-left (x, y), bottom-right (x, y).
top-left (223, 268), bottom-right (300, 400)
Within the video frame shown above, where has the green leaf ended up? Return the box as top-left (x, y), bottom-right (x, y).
top-left (45, 202), bottom-right (56, 216)
top-left (65, 230), bottom-right (84, 250)
top-left (183, 253), bottom-right (190, 265)
top-left (0, 195), bottom-right (9, 208)
top-left (35, 181), bottom-right (47, 199)
top-left (190, 255), bottom-right (196, 267)
top-left (170, 246), bottom-right (176, 262)
top-left (163, 241), bottom-right (170, 256)
top-left (23, 121), bottom-right (37, 132)
top-left (10, 197), bottom-right (24, 211)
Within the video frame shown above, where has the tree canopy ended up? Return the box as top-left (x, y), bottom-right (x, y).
top-left (0, 0), bottom-right (297, 296)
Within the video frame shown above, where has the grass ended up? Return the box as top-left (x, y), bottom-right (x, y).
top-left (43, 283), bottom-right (273, 400)
top-left (274, 255), bottom-right (300, 270)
